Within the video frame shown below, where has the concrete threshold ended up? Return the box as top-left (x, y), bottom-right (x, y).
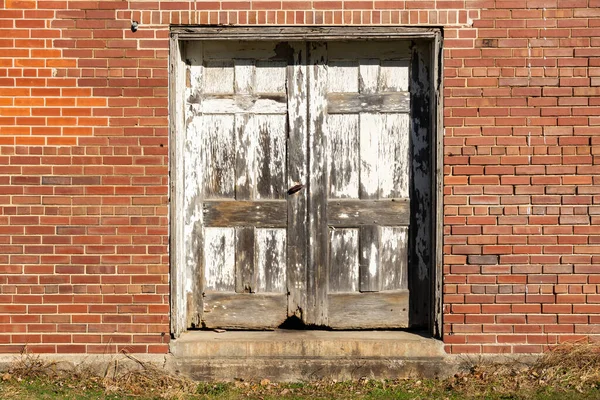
top-left (169, 330), bottom-right (457, 381)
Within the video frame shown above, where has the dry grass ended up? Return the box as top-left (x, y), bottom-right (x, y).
top-left (446, 341), bottom-right (600, 398)
top-left (2, 342), bottom-right (600, 399)
top-left (2, 349), bottom-right (198, 400)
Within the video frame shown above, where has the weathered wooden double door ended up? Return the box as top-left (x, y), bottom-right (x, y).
top-left (183, 40), bottom-right (411, 329)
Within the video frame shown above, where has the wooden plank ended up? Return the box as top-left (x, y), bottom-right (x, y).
top-left (380, 226), bottom-right (408, 291)
top-left (235, 226), bottom-right (255, 293)
top-left (202, 40), bottom-right (286, 60)
top-left (378, 60), bottom-right (409, 92)
top-left (329, 228), bottom-right (359, 293)
top-left (234, 59), bottom-right (255, 94)
top-left (409, 41), bottom-right (433, 329)
top-left (327, 291), bottom-right (409, 329)
top-left (327, 60), bottom-right (358, 93)
top-left (359, 59), bottom-right (379, 94)
top-left (255, 60), bottom-right (287, 93)
top-left (286, 42), bottom-right (308, 320)
top-left (326, 92), bottom-right (410, 114)
top-left (202, 201), bottom-right (287, 227)
top-left (202, 292), bottom-right (288, 329)
top-left (358, 113), bottom-right (381, 199)
top-left (328, 199), bottom-right (410, 227)
top-left (170, 35), bottom-right (189, 336)
top-left (235, 114), bottom-right (253, 199)
top-left (255, 114), bottom-right (287, 199)
top-left (203, 227), bottom-right (235, 291)
top-left (182, 41), bottom-right (207, 330)
top-left (327, 40), bottom-right (412, 60)
top-left (359, 225), bottom-right (380, 292)
top-left (327, 114), bottom-right (359, 199)
top-left (199, 114), bottom-right (236, 199)
top-left (256, 228), bottom-right (287, 293)
top-left (306, 41), bottom-right (329, 325)
top-left (434, 30), bottom-right (444, 338)
top-left (203, 60), bottom-right (234, 94)
top-left (379, 113), bottom-right (410, 199)
top-left (173, 26), bottom-right (441, 41)
top-left (189, 97), bottom-right (287, 114)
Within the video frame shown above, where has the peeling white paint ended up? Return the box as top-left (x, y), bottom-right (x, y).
top-left (204, 228), bottom-right (235, 291)
top-left (256, 228), bottom-right (287, 293)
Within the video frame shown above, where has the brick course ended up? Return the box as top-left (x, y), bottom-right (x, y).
top-left (0, 0), bottom-right (598, 354)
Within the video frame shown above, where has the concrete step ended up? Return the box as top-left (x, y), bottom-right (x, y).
top-left (169, 330), bottom-right (456, 381)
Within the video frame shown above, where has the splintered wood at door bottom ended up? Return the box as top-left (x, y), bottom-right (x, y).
top-left (327, 291), bottom-right (409, 329)
top-left (202, 292), bottom-right (288, 329)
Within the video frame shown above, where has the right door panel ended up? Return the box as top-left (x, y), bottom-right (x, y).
top-left (308, 41), bottom-right (412, 329)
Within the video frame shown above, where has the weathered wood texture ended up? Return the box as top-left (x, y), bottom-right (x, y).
top-left (327, 291), bottom-right (409, 329)
top-left (322, 43), bottom-right (412, 329)
top-left (328, 199), bottom-right (410, 226)
top-left (286, 42), bottom-right (309, 320)
top-left (180, 39), bottom-right (418, 331)
top-left (202, 293), bottom-right (288, 329)
top-left (327, 93), bottom-right (410, 114)
top-left (306, 41), bottom-right (329, 326)
top-left (202, 201), bottom-right (287, 227)
top-left (184, 41), bottom-right (292, 329)
top-left (409, 40), bottom-right (434, 329)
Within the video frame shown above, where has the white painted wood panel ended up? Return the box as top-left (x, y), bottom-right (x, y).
top-left (255, 228), bottom-right (287, 293)
top-left (379, 60), bottom-right (409, 92)
top-left (327, 60), bottom-right (358, 93)
top-left (359, 113), bottom-right (382, 199)
top-left (234, 59), bottom-right (255, 94)
top-left (204, 227), bottom-right (235, 291)
top-left (327, 114), bottom-right (359, 199)
top-left (203, 60), bottom-right (234, 94)
top-left (380, 227), bottom-right (408, 291)
top-left (255, 60), bottom-right (287, 93)
top-left (329, 228), bottom-right (359, 292)
top-left (199, 114), bottom-right (236, 199)
top-left (254, 114), bottom-right (287, 200)
top-left (379, 113), bottom-right (410, 199)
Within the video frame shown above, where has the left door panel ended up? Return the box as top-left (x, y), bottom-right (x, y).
top-left (183, 41), bottom-right (299, 329)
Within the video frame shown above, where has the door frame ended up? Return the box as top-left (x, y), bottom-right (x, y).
top-left (169, 26), bottom-right (444, 339)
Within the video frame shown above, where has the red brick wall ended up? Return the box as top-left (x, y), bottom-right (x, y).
top-left (0, 0), bottom-right (598, 354)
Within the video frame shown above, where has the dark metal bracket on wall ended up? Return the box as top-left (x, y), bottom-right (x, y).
top-left (168, 26), bottom-right (444, 339)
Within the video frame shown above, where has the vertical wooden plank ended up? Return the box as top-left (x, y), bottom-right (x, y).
top-left (329, 228), bottom-right (359, 292)
top-left (204, 227), bottom-right (235, 292)
top-left (327, 114), bottom-right (359, 199)
top-left (306, 41), bottom-right (329, 325)
top-left (378, 60), bottom-right (409, 92)
top-left (379, 113), bottom-right (410, 199)
top-left (235, 226), bottom-right (255, 293)
top-left (255, 115), bottom-right (287, 199)
top-left (171, 35), bottom-right (189, 336)
top-left (203, 60), bottom-right (234, 94)
top-left (233, 61), bottom-right (257, 296)
top-left (235, 114), bottom-right (254, 200)
top-left (255, 60), bottom-right (287, 93)
top-left (201, 114), bottom-right (236, 199)
top-left (327, 60), bottom-right (358, 93)
top-left (380, 226), bottom-right (408, 291)
top-left (434, 31), bottom-right (445, 338)
top-left (359, 225), bottom-right (381, 292)
top-left (183, 42), bottom-right (207, 330)
top-left (286, 42), bottom-right (308, 319)
top-left (256, 228), bottom-right (287, 293)
top-left (359, 113), bottom-right (382, 199)
top-left (358, 59), bottom-right (379, 94)
top-left (234, 59), bottom-right (255, 94)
